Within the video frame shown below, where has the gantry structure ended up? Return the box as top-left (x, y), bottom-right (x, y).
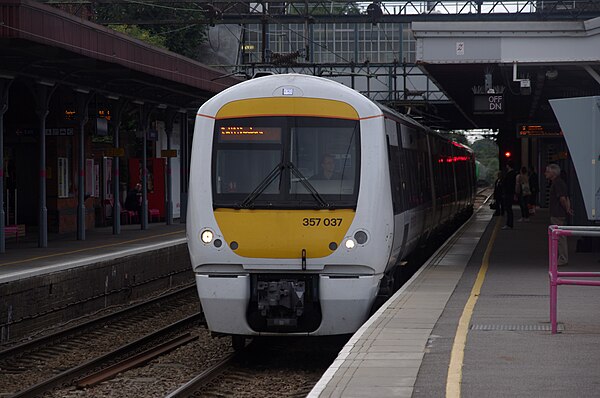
top-left (41, 1), bottom-right (600, 128)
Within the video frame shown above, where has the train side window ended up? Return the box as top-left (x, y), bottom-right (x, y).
top-left (385, 119), bottom-right (403, 214)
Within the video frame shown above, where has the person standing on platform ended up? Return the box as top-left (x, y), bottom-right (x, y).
top-left (124, 182), bottom-right (142, 218)
top-left (516, 166), bottom-right (531, 222)
top-left (528, 166), bottom-right (539, 214)
top-left (501, 161), bottom-right (517, 229)
top-left (545, 164), bottom-right (573, 266)
top-left (492, 170), bottom-right (504, 216)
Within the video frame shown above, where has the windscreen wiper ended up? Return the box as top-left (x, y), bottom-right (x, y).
top-left (239, 162), bottom-right (285, 208)
top-left (287, 161), bottom-right (330, 208)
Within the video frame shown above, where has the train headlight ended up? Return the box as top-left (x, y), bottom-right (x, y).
top-left (200, 229), bottom-right (214, 244)
top-left (345, 238), bottom-right (356, 249)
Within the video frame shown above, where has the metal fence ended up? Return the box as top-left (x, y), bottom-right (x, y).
top-left (548, 225), bottom-right (600, 334)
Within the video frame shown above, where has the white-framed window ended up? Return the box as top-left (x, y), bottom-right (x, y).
top-left (85, 158), bottom-right (97, 197)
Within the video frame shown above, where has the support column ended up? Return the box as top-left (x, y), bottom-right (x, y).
top-left (139, 104), bottom-right (153, 230)
top-left (33, 82), bottom-right (55, 248)
top-left (179, 111), bottom-right (189, 224)
top-left (0, 77), bottom-right (13, 253)
top-left (110, 98), bottom-right (128, 235)
top-left (164, 110), bottom-right (177, 226)
top-left (75, 90), bottom-right (93, 241)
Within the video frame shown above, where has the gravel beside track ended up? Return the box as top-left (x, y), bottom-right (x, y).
top-left (49, 329), bottom-right (233, 398)
top-left (0, 289), bottom-right (202, 396)
top-left (189, 336), bottom-right (348, 398)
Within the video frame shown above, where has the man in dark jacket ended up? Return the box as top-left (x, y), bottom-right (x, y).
top-left (501, 161), bottom-right (517, 229)
top-left (545, 163), bottom-right (573, 265)
top-left (529, 166), bottom-right (539, 208)
top-left (124, 182), bottom-right (142, 215)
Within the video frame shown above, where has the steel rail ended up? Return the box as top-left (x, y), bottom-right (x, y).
top-left (76, 332), bottom-right (199, 388)
top-left (9, 313), bottom-right (203, 397)
top-left (165, 352), bottom-right (238, 398)
top-left (0, 283), bottom-right (197, 359)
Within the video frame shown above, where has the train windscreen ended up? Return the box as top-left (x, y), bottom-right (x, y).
top-left (212, 116), bottom-right (360, 209)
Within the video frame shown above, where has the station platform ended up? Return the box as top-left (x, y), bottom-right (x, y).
top-left (0, 223), bottom-right (186, 284)
top-left (310, 205), bottom-right (600, 397)
top-left (0, 222), bottom-right (189, 342)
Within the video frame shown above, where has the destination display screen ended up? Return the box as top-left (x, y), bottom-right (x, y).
top-left (218, 126), bottom-right (282, 143)
top-left (517, 124), bottom-right (563, 138)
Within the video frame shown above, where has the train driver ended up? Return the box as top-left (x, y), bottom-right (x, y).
top-left (311, 154), bottom-right (342, 180)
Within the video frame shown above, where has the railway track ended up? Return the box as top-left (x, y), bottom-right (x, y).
top-left (167, 336), bottom-right (348, 398)
top-left (166, 351), bottom-right (238, 397)
top-left (475, 186), bottom-right (493, 209)
top-left (9, 315), bottom-right (202, 397)
top-left (0, 285), bottom-right (204, 396)
top-left (0, 190), bottom-right (492, 398)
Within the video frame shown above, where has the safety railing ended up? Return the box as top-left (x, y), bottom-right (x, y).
top-left (548, 225), bottom-right (600, 334)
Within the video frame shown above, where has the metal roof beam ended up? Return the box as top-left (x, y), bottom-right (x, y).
top-left (46, 1), bottom-right (600, 25)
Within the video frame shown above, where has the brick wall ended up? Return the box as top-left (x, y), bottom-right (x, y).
top-left (0, 243), bottom-right (193, 342)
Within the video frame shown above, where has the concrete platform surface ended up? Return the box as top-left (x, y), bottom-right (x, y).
top-left (0, 223), bottom-right (186, 283)
top-left (310, 206), bottom-right (600, 397)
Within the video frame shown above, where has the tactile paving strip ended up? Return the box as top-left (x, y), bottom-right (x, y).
top-left (470, 324), bottom-right (564, 331)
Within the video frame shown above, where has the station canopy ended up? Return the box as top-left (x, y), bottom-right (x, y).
top-left (0, 0), bottom-right (241, 110)
top-left (412, 17), bottom-right (600, 132)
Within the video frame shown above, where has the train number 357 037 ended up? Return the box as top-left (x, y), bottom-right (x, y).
top-left (302, 217), bottom-right (343, 227)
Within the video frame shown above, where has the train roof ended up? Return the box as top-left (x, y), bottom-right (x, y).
top-left (376, 102), bottom-right (429, 130)
top-left (198, 73), bottom-right (472, 153)
top-left (198, 73), bottom-right (381, 119)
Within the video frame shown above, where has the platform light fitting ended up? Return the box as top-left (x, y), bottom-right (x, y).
top-left (545, 69), bottom-right (559, 80)
top-left (37, 79), bottom-right (55, 87)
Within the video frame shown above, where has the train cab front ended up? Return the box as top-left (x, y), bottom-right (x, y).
top-left (192, 109), bottom-right (381, 336)
top-left (194, 266), bottom-right (381, 336)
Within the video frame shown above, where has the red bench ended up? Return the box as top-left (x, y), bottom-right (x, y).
top-left (5, 225), bottom-right (25, 243)
top-left (148, 209), bottom-right (160, 223)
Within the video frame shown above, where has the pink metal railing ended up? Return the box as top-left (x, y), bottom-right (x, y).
top-left (548, 225), bottom-right (600, 334)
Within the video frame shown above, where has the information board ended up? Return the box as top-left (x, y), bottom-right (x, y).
top-left (473, 94), bottom-right (504, 114)
top-left (517, 124), bottom-right (563, 138)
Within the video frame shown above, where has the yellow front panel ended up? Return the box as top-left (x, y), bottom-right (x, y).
top-left (216, 98), bottom-right (359, 120)
top-left (214, 208), bottom-right (356, 259)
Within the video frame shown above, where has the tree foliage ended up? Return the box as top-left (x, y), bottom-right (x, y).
top-left (440, 131), bottom-right (469, 146)
top-left (110, 25), bottom-right (167, 49)
top-left (471, 138), bottom-right (499, 184)
top-left (95, 2), bottom-right (207, 60)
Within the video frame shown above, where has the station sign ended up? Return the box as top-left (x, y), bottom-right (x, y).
top-left (517, 124), bottom-right (563, 138)
top-left (473, 94), bottom-right (504, 114)
top-left (106, 147), bottom-right (125, 157)
top-left (161, 149), bottom-right (178, 158)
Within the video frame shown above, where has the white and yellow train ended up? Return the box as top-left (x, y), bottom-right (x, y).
top-left (187, 74), bottom-right (475, 345)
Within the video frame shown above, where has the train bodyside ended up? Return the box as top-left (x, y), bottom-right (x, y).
top-left (187, 74), bottom-right (475, 338)
top-left (379, 108), bottom-right (475, 284)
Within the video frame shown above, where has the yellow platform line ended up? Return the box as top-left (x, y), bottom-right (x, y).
top-left (0, 230), bottom-right (185, 267)
top-left (446, 217), bottom-right (500, 398)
